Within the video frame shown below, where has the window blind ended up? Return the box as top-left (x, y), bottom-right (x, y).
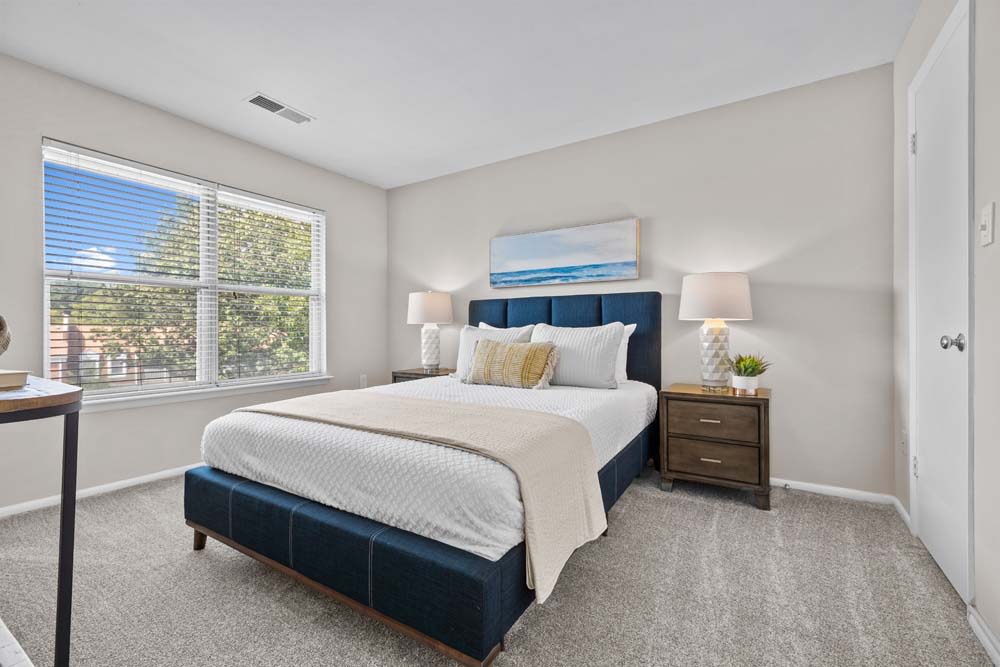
top-left (43, 140), bottom-right (326, 398)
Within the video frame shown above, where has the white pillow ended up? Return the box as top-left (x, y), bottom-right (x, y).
top-left (615, 323), bottom-right (637, 383)
top-left (531, 322), bottom-right (625, 389)
top-left (453, 324), bottom-right (534, 381)
top-left (489, 320), bottom-right (636, 382)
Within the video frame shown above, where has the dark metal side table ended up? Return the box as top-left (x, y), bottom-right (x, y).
top-left (0, 377), bottom-right (82, 667)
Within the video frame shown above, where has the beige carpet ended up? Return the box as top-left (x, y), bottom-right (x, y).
top-left (0, 472), bottom-right (991, 666)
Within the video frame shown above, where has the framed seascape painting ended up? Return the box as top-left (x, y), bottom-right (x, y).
top-left (490, 218), bottom-right (640, 288)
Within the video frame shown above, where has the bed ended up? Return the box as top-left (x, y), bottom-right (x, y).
top-left (184, 291), bottom-right (662, 666)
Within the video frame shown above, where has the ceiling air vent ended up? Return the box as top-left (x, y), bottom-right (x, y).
top-left (275, 107), bottom-right (312, 124)
top-left (246, 93), bottom-right (313, 124)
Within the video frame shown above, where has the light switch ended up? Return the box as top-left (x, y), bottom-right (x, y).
top-left (980, 202), bottom-right (995, 247)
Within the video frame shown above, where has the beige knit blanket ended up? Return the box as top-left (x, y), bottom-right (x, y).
top-left (239, 390), bottom-right (607, 603)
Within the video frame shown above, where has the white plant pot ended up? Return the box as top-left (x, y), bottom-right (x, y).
top-left (731, 375), bottom-right (759, 396)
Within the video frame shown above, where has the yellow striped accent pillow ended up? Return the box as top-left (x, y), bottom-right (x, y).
top-left (467, 340), bottom-right (559, 389)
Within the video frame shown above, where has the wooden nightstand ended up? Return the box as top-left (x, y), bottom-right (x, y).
top-left (392, 367), bottom-right (455, 383)
top-left (660, 383), bottom-right (771, 510)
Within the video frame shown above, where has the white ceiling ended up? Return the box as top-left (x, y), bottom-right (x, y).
top-left (0, 1), bottom-right (917, 188)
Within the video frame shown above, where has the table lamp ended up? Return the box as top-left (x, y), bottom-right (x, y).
top-left (678, 272), bottom-right (753, 392)
top-left (407, 291), bottom-right (453, 370)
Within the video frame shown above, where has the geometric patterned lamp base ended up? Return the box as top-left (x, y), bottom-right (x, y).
top-left (699, 319), bottom-right (730, 393)
top-left (420, 323), bottom-right (441, 370)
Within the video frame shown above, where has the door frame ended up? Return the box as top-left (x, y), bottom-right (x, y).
top-left (906, 0), bottom-right (975, 601)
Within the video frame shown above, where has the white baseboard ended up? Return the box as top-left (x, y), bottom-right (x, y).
top-left (0, 462), bottom-right (203, 519)
top-left (770, 477), bottom-right (911, 529)
top-left (969, 606), bottom-right (1000, 666)
top-left (890, 495), bottom-right (912, 532)
top-left (0, 468), bottom-right (916, 537)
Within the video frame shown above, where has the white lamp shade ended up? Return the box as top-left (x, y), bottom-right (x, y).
top-left (407, 291), bottom-right (453, 324)
top-left (678, 273), bottom-right (753, 321)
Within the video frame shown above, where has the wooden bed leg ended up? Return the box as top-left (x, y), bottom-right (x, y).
top-left (193, 529), bottom-right (207, 551)
top-left (500, 636), bottom-right (506, 652)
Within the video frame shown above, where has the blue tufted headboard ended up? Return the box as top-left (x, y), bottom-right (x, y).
top-left (468, 291), bottom-right (662, 391)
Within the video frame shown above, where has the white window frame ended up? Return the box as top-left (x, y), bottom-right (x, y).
top-left (42, 139), bottom-right (330, 411)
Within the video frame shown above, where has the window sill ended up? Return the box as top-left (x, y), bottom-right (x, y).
top-left (81, 375), bottom-right (334, 414)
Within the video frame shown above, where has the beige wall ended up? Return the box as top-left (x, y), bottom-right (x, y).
top-left (0, 55), bottom-right (389, 508)
top-left (973, 0), bottom-right (1000, 642)
top-left (388, 66), bottom-right (895, 494)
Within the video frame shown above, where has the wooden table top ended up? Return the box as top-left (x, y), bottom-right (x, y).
top-left (0, 376), bottom-right (82, 414)
top-left (665, 383), bottom-right (771, 400)
top-left (393, 368), bottom-right (455, 376)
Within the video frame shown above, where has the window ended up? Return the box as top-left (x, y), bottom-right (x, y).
top-left (43, 140), bottom-right (325, 399)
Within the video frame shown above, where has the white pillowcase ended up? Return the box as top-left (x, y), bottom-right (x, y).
top-left (531, 322), bottom-right (625, 389)
top-left (616, 323), bottom-right (637, 382)
top-left (453, 324), bottom-right (534, 381)
top-left (488, 320), bottom-right (636, 381)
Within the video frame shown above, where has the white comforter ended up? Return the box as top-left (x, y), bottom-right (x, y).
top-left (201, 377), bottom-right (657, 561)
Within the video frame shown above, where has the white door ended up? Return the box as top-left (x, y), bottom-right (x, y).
top-left (909, 0), bottom-right (971, 601)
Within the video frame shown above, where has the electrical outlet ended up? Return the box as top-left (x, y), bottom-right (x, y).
top-left (359, 374), bottom-right (367, 389)
top-left (980, 202), bottom-right (995, 247)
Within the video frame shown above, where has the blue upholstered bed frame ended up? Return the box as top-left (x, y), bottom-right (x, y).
top-left (184, 291), bottom-right (662, 666)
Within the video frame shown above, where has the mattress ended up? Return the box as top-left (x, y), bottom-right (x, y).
top-left (201, 376), bottom-right (657, 561)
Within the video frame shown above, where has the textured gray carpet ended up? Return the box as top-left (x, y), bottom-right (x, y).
top-left (0, 472), bottom-right (990, 666)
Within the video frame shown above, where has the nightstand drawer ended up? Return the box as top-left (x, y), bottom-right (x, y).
top-left (667, 400), bottom-right (759, 443)
top-left (667, 437), bottom-right (759, 485)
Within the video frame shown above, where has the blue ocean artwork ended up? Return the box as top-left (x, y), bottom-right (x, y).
top-left (490, 218), bottom-right (639, 288)
top-left (490, 261), bottom-right (637, 287)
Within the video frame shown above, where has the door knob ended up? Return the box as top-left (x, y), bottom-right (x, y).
top-left (940, 333), bottom-right (966, 351)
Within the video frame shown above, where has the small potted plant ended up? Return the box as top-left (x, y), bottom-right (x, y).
top-left (729, 353), bottom-right (771, 396)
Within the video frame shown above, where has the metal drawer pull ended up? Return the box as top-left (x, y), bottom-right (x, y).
top-left (698, 418), bottom-right (722, 424)
top-left (699, 457), bottom-right (723, 464)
